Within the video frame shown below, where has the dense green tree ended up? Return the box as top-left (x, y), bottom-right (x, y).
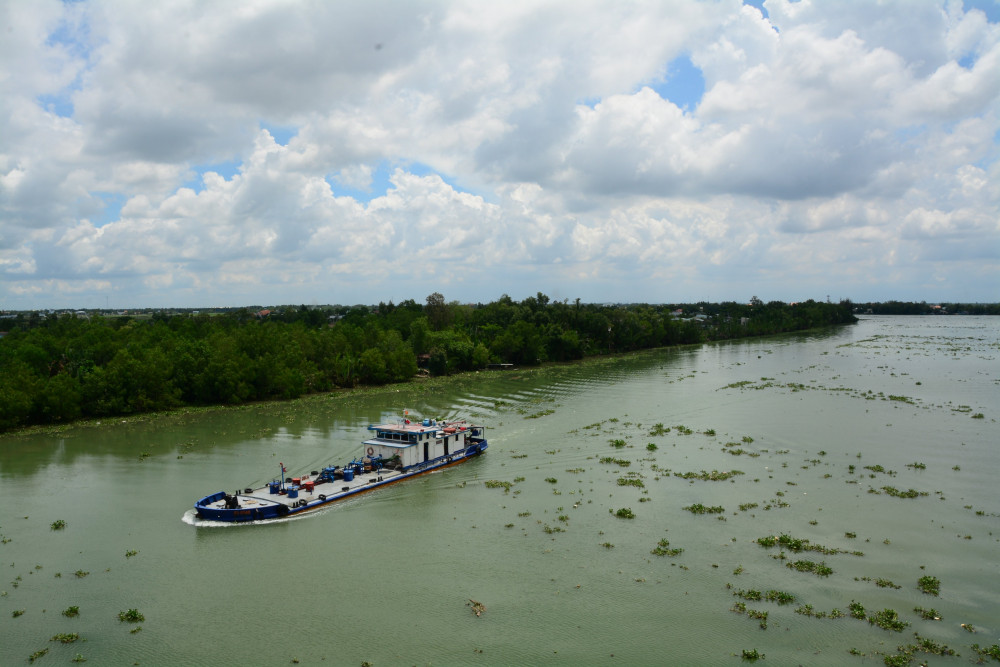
top-left (0, 295), bottom-right (863, 432)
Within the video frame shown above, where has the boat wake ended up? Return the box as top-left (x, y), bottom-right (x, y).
top-left (181, 507), bottom-right (320, 527)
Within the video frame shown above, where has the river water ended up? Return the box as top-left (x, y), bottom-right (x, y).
top-left (1, 316), bottom-right (997, 666)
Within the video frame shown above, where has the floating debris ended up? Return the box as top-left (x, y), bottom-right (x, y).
top-left (467, 599), bottom-right (486, 617)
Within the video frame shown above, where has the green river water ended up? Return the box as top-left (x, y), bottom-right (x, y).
top-left (1, 316), bottom-right (997, 666)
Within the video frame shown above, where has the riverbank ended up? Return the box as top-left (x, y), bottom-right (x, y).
top-left (2, 322), bottom-right (860, 441)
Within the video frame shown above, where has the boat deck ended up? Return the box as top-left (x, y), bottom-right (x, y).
top-left (202, 466), bottom-right (406, 512)
top-left (194, 436), bottom-right (487, 522)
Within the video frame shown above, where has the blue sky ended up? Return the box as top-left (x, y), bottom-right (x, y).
top-left (1, 0), bottom-right (998, 309)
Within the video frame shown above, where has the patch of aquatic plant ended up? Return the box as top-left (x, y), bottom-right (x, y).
top-left (674, 425), bottom-right (693, 435)
top-left (971, 643), bottom-right (1000, 661)
top-left (729, 448), bottom-right (760, 457)
top-left (731, 602), bottom-right (769, 629)
top-left (683, 503), bottom-right (725, 514)
top-left (72, 654), bottom-right (86, 663)
top-left (794, 604), bottom-right (843, 618)
top-left (785, 560), bottom-right (832, 577)
top-left (971, 412), bottom-right (984, 419)
top-left (484, 480), bottom-right (513, 492)
top-left (74, 570), bottom-right (89, 578)
top-left (905, 462), bottom-right (926, 470)
top-left (118, 608), bottom-right (144, 623)
top-left (125, 549), bottom-right (139, 558)
top-left (544, 477), bottom-right (558, 484)
top-left (848, 601), bottom-right (866, 619)
top-left (51, 519), bottom-right (67, 530)
top-left (13, 608), bottom-right (26, 617)
top-left (646, 442), bottom-right (657, 451)
top-left (897, 633), bottom-right (956, 657)
top-left (740, 648), bottom-right (764, 662)
top-left (600, 542), bottom-right (614, 549)
top-left (913, 606), bottom-right (940, 620)
top-left (648, 423), bottom-right (670, 436)
top-left (879, 486), bottom-right (928, 498)
top-left (867, 608), bottom-right (908, 632)
top-left (765, 590), bottom-right (795, 605)
top-left (599, 456), bottom-right (630, 466)
top-left (542, 524), bottom-right (564, 534)
top-left (650, 538), bottom-right (683, 556)
top-left (51, 633), bottom-right (80, 643)
top-left (510, 453), bottom-right (528, 459)
top-left (28, 648), bottom-right (48, 663)
top-left (674, 469), bottom-right (744, 481)
top-left (738, 502), bottom-right (759, 511)
top-left (733, 588), bottom-right (762, 601)
top-left (612, 507), bottom-right (635, 519)
top-left (860, 576), bottom-right (901, 589)
top-left (747, 609), bottom-right (768, 629)
top-left (887, 394), bottom-right (915, 404)
top-left (917, 575), bottom-right (940, 596)
top-left (881, 652), bottom-right (910, 666)
top-left (63, 606), bottom-right (80, 617)
top-left (704, 428), bottom-right (716, 436)
top-left (723, 380), bottom-right (755, 389)
top-left (609, 438), bottom-right (627, 448)
top-left (524, 409), bottom-right (555, 419)
top-left (617, 477), bottom-right (644, 488)
top-left (864, 464), bottom-right (896, 476)
top-left (755, 533), bottom-right (860, 556)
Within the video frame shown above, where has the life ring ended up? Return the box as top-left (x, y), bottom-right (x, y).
top-left (318, 494), bottom-right (327, 501)
top-left (276, 504), bottom-right (290, 516)
top-left (298, 499), bottom-right (307, 507)
top-left (366, 447), bottom-right (374, 456)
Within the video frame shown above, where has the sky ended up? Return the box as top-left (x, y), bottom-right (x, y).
top-left (1, 0), bottom-right (998, 310)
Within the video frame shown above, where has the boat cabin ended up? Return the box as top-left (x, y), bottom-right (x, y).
top-left (364, 419), bottom-right (479, 469)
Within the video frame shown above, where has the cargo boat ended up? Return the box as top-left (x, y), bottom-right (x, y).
top-left (194, 418), bottom-right (487, 523)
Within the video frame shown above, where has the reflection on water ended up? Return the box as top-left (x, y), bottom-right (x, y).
top-left (1, 317), bottom-right (997, 666)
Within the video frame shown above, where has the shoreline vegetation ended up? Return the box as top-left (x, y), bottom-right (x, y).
top-left (0, 293), bottom-right (858, 433)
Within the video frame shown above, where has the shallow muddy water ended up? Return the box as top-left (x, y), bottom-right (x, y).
top-left (1, 316), bottom-right (997, 665)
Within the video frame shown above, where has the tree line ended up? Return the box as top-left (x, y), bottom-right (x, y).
top-left (853, 301), bottom-right (1000, 315)
top-left (0, 294), bottom-right (856, 431)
